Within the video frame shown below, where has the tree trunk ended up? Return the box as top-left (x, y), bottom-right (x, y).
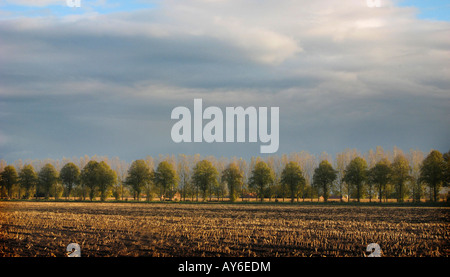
top-left (433, 184), bottom-right (438, 202)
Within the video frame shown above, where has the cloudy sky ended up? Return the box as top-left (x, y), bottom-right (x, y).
top-left (1, 0), bottom-right (449, 163)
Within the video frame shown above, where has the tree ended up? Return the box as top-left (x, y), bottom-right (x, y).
top-left (18, 164), bottom-right (38, 199)
top-left (281, 161), bottom-right (306, 202)
top-left (235, 157), bottom-right (249, 202)
top-left (312, 160), bottom-right (336, 202)
top-left (267, 155), bottom-right (283, 202)
top-left (206, 156), bottom-right (225, 201)
top-left (192, 160), bottom-right (218, 201)
top-left (444, 150), bottom-right (450, 187)
top-left (391, 154), bottom-right (411, 202)
top-left (343, 157), bottom-right (367, 202)
top-left (126, 159), bottom-right (153, 201)
top-left (408, 149), bottom-right (425, 203)
top-left (0, 165), bottom-right (18, 199)
top-left (97, 161), bottom-right (117, 201)
top-left (143, 158), bottom-right (155, 202)
top-left (177, 154), bottom-right (192, 202)
top-left (38, 163), bottom-right (59, 199)
top-left (80, 160), bottom-right (100, 201)
top-left (154, 161), bottom-right (178, 200)
top-left (334, 153), bottom-right (347, 202)
top-left (221, 162), bottom-right (243, 202)
top-left (60, 162), bottom-right (80, 199)
top-left (334, 149), bottom-right (360, 202)
top-left (420, 150), bottom-right (445, 202)
top-left (110, 157), bottom-right (130, 201)
top-left (249, 160), bottom-right (274, 202)
top-left (368, 158), bottom-right (391, 203)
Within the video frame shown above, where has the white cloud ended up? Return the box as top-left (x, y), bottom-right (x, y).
top-left (3, 0), bottom-right (64, 6)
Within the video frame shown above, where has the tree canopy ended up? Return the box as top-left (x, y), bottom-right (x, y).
top-left (126, 159), bottom-right (153, 201)
top-left (80, 160), bottom-right (117, 201)
top-left (60, 162), bottom-right (80, 199)
top-left (0, 165), bottom-right (18, 199)
top-left (391, 154), bottom-right (411, 202)
top-left (19, 164), bottom-right (38, 199)
top-left (420, 150), bottom-right (445, 202)
top-left (38, 163), bottom-right (59, 199)
top-left (249, 160), bottom-right (274, 202)
top-left (154, 160), bottom-right (178, 200)
top-left (97, 161), bottom-right (117, 201)
top-left (444, 151), bottom-right (450, 187)
top-left (368, 158), bottom-right (391, 202)
top-left (80, 161), bottom-right (101, 201)
top-left (192, 159), bottom-right (218, 201)
top-left (1, 147), bottom-right (449, 202)
top-left (312, 160), bottom-right (336, 202)
top-left (282, 161), bottom-right (307, 202)
top-left (221, 162), bottom-right (243, 202)
top-left (343, 157), bottom-right (367, 202)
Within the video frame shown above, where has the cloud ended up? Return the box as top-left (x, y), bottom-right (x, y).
top-left (0, 131), bottom-right (9, 146)
top-left (3, 0), bottom-right (64, 6)
top-left (0, 0), bottom-right (449, 162)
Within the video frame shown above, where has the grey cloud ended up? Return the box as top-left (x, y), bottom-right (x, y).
top-left (0, 0), bottom-right (449, 162)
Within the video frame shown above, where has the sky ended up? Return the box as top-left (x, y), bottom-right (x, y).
top-left (0, 0), bottom-right (449, 163)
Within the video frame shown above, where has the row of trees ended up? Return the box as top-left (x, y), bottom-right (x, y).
top-left (1, 148), bottom-right (449, 203)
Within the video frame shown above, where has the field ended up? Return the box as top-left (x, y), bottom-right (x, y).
top-left (0, 201), bottom-right (448, 257)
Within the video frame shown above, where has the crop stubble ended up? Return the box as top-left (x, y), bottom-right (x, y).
top-left (0, 202), bottom-right (448, 257)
